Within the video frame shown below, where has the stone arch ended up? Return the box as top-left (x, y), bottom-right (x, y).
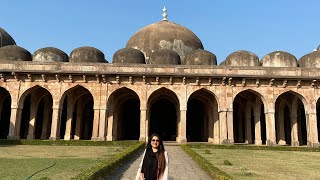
top-left (17, 85), bottom-right (53, 139)
top-left (59, 85), bottom-right (94, 140)
top-left (233, 88), bottom-right (268, 112)
top-left (147, 87), bottom-right (180, 141)
top-left (233, 89), bottom-right (266, 145)
top-left (106, 87), bottom-right (140, 140)
top-left (186, 88), bottom-right (219, 142)
top-left (275, 91), bottom-right (308, 146)
top-left (0, 87), bottom-right (11, 139)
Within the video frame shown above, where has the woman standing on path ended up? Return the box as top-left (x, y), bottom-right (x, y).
top-left (136, 133), bottom-right (169, 180)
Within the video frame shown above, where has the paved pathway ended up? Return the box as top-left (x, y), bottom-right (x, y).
top-left (105, 144), bottom-right (212, 180)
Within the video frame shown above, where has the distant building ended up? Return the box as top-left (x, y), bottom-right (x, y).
top-left (0, 9), bottom-right (319, 147)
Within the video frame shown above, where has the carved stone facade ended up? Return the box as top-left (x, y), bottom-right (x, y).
top-left (0, 63), bottom-right (319, 147)
top-left (0, 18), bottom-right (319, 147)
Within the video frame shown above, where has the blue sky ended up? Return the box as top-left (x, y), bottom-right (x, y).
top-left (1, 1), bottom-right (319, 64)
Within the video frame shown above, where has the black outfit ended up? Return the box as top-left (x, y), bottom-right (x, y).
top-left (141, 149), bottom-right (158, 180)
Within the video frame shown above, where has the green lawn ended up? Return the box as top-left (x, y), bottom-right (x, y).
top-left (0, 145), bottom-right (133, 180)
top-left (191, 147), bottom-right (320, 180)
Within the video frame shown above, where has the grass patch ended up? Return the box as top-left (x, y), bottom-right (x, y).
top-left (0, 140), bottom-right (145, 180)
top-left (189, 144), bottom-right (320, 179)
top-left (180, 145), bottom-right (232, 180)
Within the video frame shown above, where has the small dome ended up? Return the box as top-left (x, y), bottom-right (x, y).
top-left (69, 46), bottom-right (107, 63)
top-left (0, 45), bottom-right (31, 61)
top-left (149, 49), bottom-right (181, 65)
top-left (33, 47), bottom-right (68, 62)
top-left (261, 51), bottom-right (297, 67)
top-left (225, 50), bottom-right (259, 66)
top-left (112, 48), bottom-right (145, 64)
top-left (0, 27), bottom-right (16, 47)
top-left (299, 50), bottom-right (320, 68)
top-left (184, 49), bottom-right (217, 65)
top-left (126, 21), bottom-right (203, 64)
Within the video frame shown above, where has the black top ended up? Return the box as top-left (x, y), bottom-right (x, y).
top-left (141, 149), bottom-right (158, 180)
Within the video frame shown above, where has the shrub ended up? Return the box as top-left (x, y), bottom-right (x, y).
top-left (204, 149), bottom-right (212, 154)
top-left (223, 160), bottom-right (232, 166)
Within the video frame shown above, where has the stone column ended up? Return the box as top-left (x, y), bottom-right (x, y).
top-left (41, 101), bottom-right (52, 139)
top-left (219, 111), bottom-right (228, 144)
top-left (7, 108), bottom-right (22, 140)
top-left (227, 109), bottom-right (234, 144)
top-left (207, 110), bottom-right (214, 143)
top-left (213, 112), bottom-right (220, 144)
top-left (179, 109), bottom-right (187, 144)
top-left (74, 102), bottom-right (83, 140)
top-left (265, 111), bottom-right (276, 146)
top-left (98, 108), bottom-right (107, 141)
top-left (307, 113), bottom-right (319, 147)
top-left (277, 108), bottom-right (286, 145)
top-left (49, 108), bottom-right (62, 140)
top-left (238, 109), bottom-right (243, 142)
top-left (290, 112), bottom-right (299, 146)
top-left (254, 111), bottom-right (262, 145)
top-left (64, 100), bottom-right (74, 140)
top-left (245, 106), bottom-right (252, 144)
top-left (27, 96), bottom-right (40, 139)
top-left (106, 110), bottom-right (114, 141)
top-left (91, 108), bottom-right (100, 140)
top-left (139, 109), bottom-right (147, 142)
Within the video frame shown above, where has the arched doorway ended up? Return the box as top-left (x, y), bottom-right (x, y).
top-left (233, 90), bottom-right (266, 145)
top-left (107, 87), bottom-right (140, 140)
top-left (316, 98), bottom-right (320, 143)
top-left (147, 88), bottom-right (179, 141)
top-left (187, 89), bottom-right (218, 142)
top-left (275, 92), bottom-right (307, 146)
top-left (18, 86), bottom-right (53, 139)
top-left (59, 86), bottom-right (94, 140)
top-left (0, 87), bottom-right (11, 139)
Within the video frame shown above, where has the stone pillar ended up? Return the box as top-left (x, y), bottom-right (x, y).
top-left (245, 106), bottom-right (252, 144)
top-left (307, 113), bottom-right (319, 147)
top-left (91, 109), bottom-right (100, 140)
top-left (290, 112), bottom-right (299, 146)
top-left (254, 111), bottom-right (262, 145)
top-left (98, 108), bottom-right (107, 141)
top-left (277, 108), bottom-right (286, 145)
top-left (27, 97), bottom-right (39, 139)
top-left (179, 109), bottom-right (187, 144)
top-left (265, 111), bottom-right (276, 146)
top-left (7, 108), bottom-right (22, 140)
top-left (41, 102), bottom-right (52, 139)
top-left (49, 108), bottom-right (62, 140)
top-left (139, 109), bottom-right (147, 142)
top-left (64, 101), bottom-right (74, 140)
top-left (74, 103), bottom-right (83, 140)
top-left (213, 112), bottom-right (220, 144)
top-left (227, 109), bottom-right (234, 144)
top-left (106, 110), bottom-right (114, 141)
top-left (219, 111), bottom-right (228, 144)
top-left (238, 109), bottom-right (243, 142)
top-left (207, 110), bottom-right (214, 143)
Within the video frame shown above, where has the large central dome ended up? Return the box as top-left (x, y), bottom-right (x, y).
top-left (126, 20), bottom-right (204, 64)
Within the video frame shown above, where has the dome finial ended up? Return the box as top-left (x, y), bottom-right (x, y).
top-left (162, 5), bottom-right (168, 21)
top-left (313, 45), bottom-right (320, 52)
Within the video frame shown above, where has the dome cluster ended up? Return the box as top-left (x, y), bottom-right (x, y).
top-left (0, 24), bottom-right (320, 67)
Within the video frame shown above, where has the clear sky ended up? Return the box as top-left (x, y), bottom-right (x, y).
top-left (1, 1), bottom-right (319, 64)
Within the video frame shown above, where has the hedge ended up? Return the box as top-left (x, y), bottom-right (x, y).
top-left (180, 145), bottom-right (232, 180)
top-left (72, 141), bottom-right (145, 179)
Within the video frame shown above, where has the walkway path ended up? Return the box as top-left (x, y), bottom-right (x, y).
top-left (105, 143), bottom-right (212, 180)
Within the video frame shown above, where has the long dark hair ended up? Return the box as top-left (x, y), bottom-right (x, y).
top-left (146, 133), bottom-right (166, 178)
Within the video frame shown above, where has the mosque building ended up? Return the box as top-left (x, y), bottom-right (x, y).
top-left (0, 7), bottom-right (319, 147)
